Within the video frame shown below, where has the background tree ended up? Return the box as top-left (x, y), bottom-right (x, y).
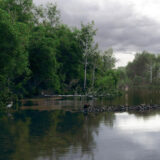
top-left (1, 0), bottom-right (33, 23)
top-left (28, 26), bottom-right (60, 95)
top-left (126, 51), bottom-right (156, 86)
top-left (33, 3), bottom-right (60, 27)
top-left (0, 0), bottom-right (122, 109)
top-left (79, 21), bottom-right (96, 93)
top-left (56, 25), bottom-right (84, 93)
top-left (0, 8), bottom-right (30, 106)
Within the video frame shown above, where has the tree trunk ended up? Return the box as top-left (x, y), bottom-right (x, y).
top-left (150, 65), bottom-right (152, 83)
top-left (84, 56), bottom-right (87, 92)
top-left (92, 63), bottom-right (96, 90)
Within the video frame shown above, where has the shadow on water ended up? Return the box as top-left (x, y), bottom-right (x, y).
top-left (107, 88), bottom-right (160, 106)
top-left (21, 89), bottom-right (160, 112)
top-left (1, 89), bottom-right (160, 160)
top-left (0, 110), bottom-right (115, 160)
top-left (1, 109), bottom-right (160, 160)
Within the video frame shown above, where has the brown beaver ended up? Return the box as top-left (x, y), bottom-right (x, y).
top-left (84, 104), bottom-right (90, 109)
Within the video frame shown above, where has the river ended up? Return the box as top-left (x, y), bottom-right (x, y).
top-left (1, 89), bottom-right (160, 160)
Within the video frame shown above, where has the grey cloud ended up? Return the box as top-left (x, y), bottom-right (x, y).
top-left (34, 0), bottom-right (160, 53)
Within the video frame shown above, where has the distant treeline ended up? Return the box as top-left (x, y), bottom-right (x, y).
top-left (118, 51), bottom-right (160, 88)
top-left (0, 0), bottom-right (120, 108)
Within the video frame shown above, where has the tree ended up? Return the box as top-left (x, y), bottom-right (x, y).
top-left (0, 8), bottom-right (30, 106)
top-left (95, 70), bottom-right (119, 96)
top-left (1, 0), bottom-right (33, 23)
top-left (33, 3), bottom-right (60, 27)
top-left (56, 25), bottom-right (83, 93)
top-left (79, 21), bottom-right (96, 92)
top-left (102, 48), bottom-right (116, 72)
top-left (90, 44), bottom-right (100, 90)
top-left (28, 26), bottom-right (60, 95)
top-left (126, 51), bottom-right (156, 85)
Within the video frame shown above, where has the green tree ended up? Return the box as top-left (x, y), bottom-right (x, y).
top-left (79, 21), bottom-right (96, 92)
top-left (56, 25), bottom-right (83, 93)
top-left (95, 70), bottom-right (119, 96)
top-left (28, 26), bottom-right (60, 95)
top-left (0, 0), bottom-right (33, 23)
top-left (102, 48), bottom-right (116, 72)
top-left (0, 8), bottom-right (30, 107)
top-left (33, 3), bottom-right (60, 27)
top-left (126, 51), bottom-right (156, 86)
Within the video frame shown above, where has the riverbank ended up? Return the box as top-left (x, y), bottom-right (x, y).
top-left (82, 104), bottom-right (160, 113)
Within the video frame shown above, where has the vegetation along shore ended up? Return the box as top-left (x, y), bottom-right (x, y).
top-left (0, 0), bottom-right (160, 110)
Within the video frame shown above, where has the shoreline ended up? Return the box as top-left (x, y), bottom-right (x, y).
top-left (82, 104), bottom-right (160, 113)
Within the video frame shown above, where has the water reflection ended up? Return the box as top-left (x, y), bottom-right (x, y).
top-left (115, 112), bottom-right (160, 132)
top-left (0, 111), bottom-right (114, 160)
top-left (1, 110), bottom-right (160, 160)
top-left (22, 89), bottom-right (160, 111)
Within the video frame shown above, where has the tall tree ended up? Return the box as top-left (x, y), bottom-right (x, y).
top-left (126, 51), bottom-right (156, 85)
top-left (1, 0), bottom-right (33, 23)
top-left (33, 3), bottom-right (60, 27)
top-left (56, 25), bottom-right (83, 93)
top-left (0, 8), bottom-right (30, 106)
top-left (79, 21), bottom-right (96, 93)
top-left (28, 26), bottom-right (60, 95)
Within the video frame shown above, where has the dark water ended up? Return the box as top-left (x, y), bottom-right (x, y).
top-left (1, 89), bottom-right (160, 160)
top-left (1, 110), bottom-right (160, 160)
top-left (22, 88), bottom-right (160, 111)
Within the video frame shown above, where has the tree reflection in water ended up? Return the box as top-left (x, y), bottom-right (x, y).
top-left (0, 110), bottom-right (115, 160)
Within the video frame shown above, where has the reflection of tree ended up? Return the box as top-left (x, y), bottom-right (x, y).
top-left (103, 112), bottom-right (115, 127)
top-left (0, 113), bottom-right (31, 160)
top-left (127, 88), bottom-right (160, 105)
top-left (0, 111), bottom-right (116, 160)
top-left (129, 110), bottom-right (160, 120)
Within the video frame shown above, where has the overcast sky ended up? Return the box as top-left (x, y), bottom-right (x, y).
top-left (34, 0), bottom-right (160, 67)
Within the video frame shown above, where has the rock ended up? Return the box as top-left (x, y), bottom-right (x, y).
top-left (81, 103), bottom-right (160, 114)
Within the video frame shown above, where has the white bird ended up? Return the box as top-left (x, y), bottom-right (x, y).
top-left (7, 101), bottom-right (13, 108)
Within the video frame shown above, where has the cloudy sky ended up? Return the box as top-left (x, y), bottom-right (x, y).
top-left (34, 0), bottom-right (160, 67)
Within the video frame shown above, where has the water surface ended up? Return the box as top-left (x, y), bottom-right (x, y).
top-left (22, 88), bottom-right (160, 111)
top-left (1, 110), bottom-right (160, 160)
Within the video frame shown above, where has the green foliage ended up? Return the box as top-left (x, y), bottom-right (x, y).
top-left (96, 70), bottom-right (119, 95)
top-left (80, 21), bottom-right (96, 52)
top-left (33, 3), bottom-right (60, 27)
top-left (116, 67), bottom-right (129, 88)
top-left (56, 25), bottom-right (84, 93)
top-left (28, 26), bottom-right (60, 95)
top-left (0, 8), bottom-right (30, 108)
top-left (1, 0), bottom-right (33, 23)
top-left (126, 51), bottom-right (160, 86)
top-left (0, 1), bottom-right (120, 109)
top-left (101, 48), bottom-right (116, 71)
